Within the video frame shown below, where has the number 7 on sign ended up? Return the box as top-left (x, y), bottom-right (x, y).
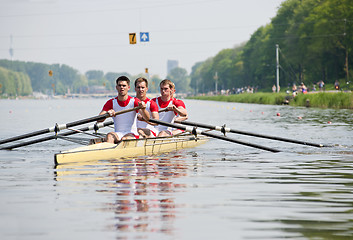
top-left (129, 33), bottom-right (136, 44)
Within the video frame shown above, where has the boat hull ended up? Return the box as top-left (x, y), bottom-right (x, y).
top-left (54, 134), bottom-right (208, 165)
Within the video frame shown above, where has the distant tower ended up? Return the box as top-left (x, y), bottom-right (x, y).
top-left (9, 35), bottom-right (14, 61)
top-left (167, 60), bottom-right (178, 75)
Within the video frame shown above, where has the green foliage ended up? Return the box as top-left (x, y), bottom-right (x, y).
top-left (190, 45), bottom-right (245, 93)
top-left (0, 59), bottom-right (81, 95)
top-left (148, 75), bottom-right (162, 93)
top-left (167, 67), bottom-right (191, 93)
top-left (2, 0), bottom-right (352, 98)
top-left (291, 92), bottom-right (353, 109)
top-left (190, 92), bottom-right (353, 109)
top-left (0, 67), bottom-right (32, 96)
top-left (0, 59), bottom-right (163, 96)
top-left (85, 70), bottom-right (104, 80)
top-left (190, 0), bottom-right (353, 94)
top-left (72, 75), bottom-right (88, 93)
top-left (191, 93), bottom-right (287, 105)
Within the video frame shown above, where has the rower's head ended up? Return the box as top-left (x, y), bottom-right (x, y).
top-left (134, 77), bottom-right (148, 88)
top-left (135, 77), bottom-right (148, 100)
top-left (116, 76), bottom-right (130, 86)
top-left (116, 76), bottom-right (131, 96)
top-left (160, 79), bottom-right (175, 99)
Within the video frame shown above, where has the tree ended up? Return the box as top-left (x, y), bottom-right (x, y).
top-left (0, 67), bottom-right (32, 96)
top-left (85, 70), bottom-right (104, 80)
top-left (166, 67), bottom-right (190, 93)
top-left (190, 62), bottom-right (204, 94)
top-left (190, 0), bottom-right (353, 92)
top-left (149, 75), bottom-right (162, 93)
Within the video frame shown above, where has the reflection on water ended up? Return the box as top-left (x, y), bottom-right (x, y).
top-left (54, 153), bottom-right (193, 237)
top-left (54, 149), bottom-right (353, 239)
top-left (1, 99), bottom-right (353, 240)
top-left (211, 152), bottom-right (353, 239)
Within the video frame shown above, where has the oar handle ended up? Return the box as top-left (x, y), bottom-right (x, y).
top-left (113, 106), bottom-right (141, 117)
top-left (158, 108), bottom-right (169, 113)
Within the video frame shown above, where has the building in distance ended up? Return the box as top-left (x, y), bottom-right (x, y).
top-left (167, 60), bottom-right (179, 75)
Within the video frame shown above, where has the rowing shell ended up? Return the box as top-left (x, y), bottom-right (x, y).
top-left (54, 133), bottom-right (208, 165)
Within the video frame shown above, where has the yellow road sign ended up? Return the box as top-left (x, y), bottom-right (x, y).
top-left (129, 33), bottom-right (136, 44)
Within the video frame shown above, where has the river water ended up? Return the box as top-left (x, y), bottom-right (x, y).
top-left (0, 98), bottom-right (352, 240)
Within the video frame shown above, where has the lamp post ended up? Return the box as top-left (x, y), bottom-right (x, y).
top-left (214, 72), bottom-right (218, 94)
top-left (276, 44), bottom-right (280, 93)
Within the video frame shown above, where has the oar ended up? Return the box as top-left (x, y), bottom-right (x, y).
top-left (0, 106), bottom-right (140, 146)
top-left (149, 119), bottom-right (280, 153)
top-left (0, 121), bottom-right (114, 150)
top-left (158, 108), bottom-right (168, 113)
top-left (174, 120), bottom-right (328, 148)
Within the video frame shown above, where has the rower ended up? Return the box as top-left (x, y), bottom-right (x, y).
top-left (99, 76), bottom-right (150, 143)
top-left (152, 79), bottom-right (188, 137)
top-left (134, 77), bottom-right (159, 138)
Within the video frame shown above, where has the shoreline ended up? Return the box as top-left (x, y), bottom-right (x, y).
top-left (188, 91), bottom-right (353, 109)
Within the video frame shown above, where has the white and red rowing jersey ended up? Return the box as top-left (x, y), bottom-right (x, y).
top-left (102, 95), bottom-right (140, 136)
top-left (136, 98), bottom-right (159, 135)
top-left (151, 97), bottom-right (186, 133)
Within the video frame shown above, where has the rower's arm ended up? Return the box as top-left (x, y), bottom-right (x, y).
top-left (138, 101), bottom-right (150, 121)
top-left (173, 106), bottom-right (188, 122)
top-left (137, 111), bottom-right (158, 125)
top-left (98, 109), bottom-right (115, 122)
top-left (97, 110), bottom-right (107, 122)
top-left (173, 105), bottom-right (187, 117)
top-left (139, 109), bottom-right (150, 121)
top-left (149, 111), bottom-right (159, 125)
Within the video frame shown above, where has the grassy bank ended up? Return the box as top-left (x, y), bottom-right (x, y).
top-left (189, 92), bottom-right (353, 109)
top-left (291, 92), bottom-right (353, 109)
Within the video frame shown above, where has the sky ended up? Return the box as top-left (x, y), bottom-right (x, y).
top-left (0, 0), bottom-right (285, 78)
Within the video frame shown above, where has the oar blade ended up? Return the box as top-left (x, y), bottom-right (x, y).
top-left (0, 106), bottom-right (139, 148)
top-left (0, 121), bottom-right (114, 150)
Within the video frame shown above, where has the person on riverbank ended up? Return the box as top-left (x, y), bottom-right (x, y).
top-left (318, 80), bottom-right (325, 91)
top-left (99, 76), bottom-right (150, 143)
top-left (335, 80), bottom-right (340, 90)
top-left (152, 79), bottom-right (188, 137)
top-left (272, 84), bottom-right (276, 93)
top-left (292, 83), bottom-right (297, 96)
top-left (300, 82), bottom-right (307, 94)
top-left (134, 77), bottom-right (159, 138)
top-left (312, 84), bottom-right (316, 92)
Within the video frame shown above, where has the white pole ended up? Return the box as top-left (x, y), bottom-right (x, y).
top-left (214, 71), bottom-right (218, 93)
top-left (276, 44), bottom-right (280, 93)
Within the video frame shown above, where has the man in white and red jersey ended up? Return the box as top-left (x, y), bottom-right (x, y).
top-left (152, 79), bottom-right (188, 137)
top-left (99, 76), bottom-right (149, 143)
top-left (134, 77), bottom-right (159, 138)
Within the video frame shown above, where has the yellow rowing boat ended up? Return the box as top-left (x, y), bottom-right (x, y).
top-left (54, 133), bottom-right (208, 165)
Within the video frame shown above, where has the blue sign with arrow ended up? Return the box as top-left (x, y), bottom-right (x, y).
top-left (140, 32), bottom-right (149, 42)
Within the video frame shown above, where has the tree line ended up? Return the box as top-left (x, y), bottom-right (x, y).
top-left (0, 58), bottom-right (192, 96)
top-left (1, 0), bottom-right (351, 97)
top-left (190, 0), bottom-right (353, 94)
